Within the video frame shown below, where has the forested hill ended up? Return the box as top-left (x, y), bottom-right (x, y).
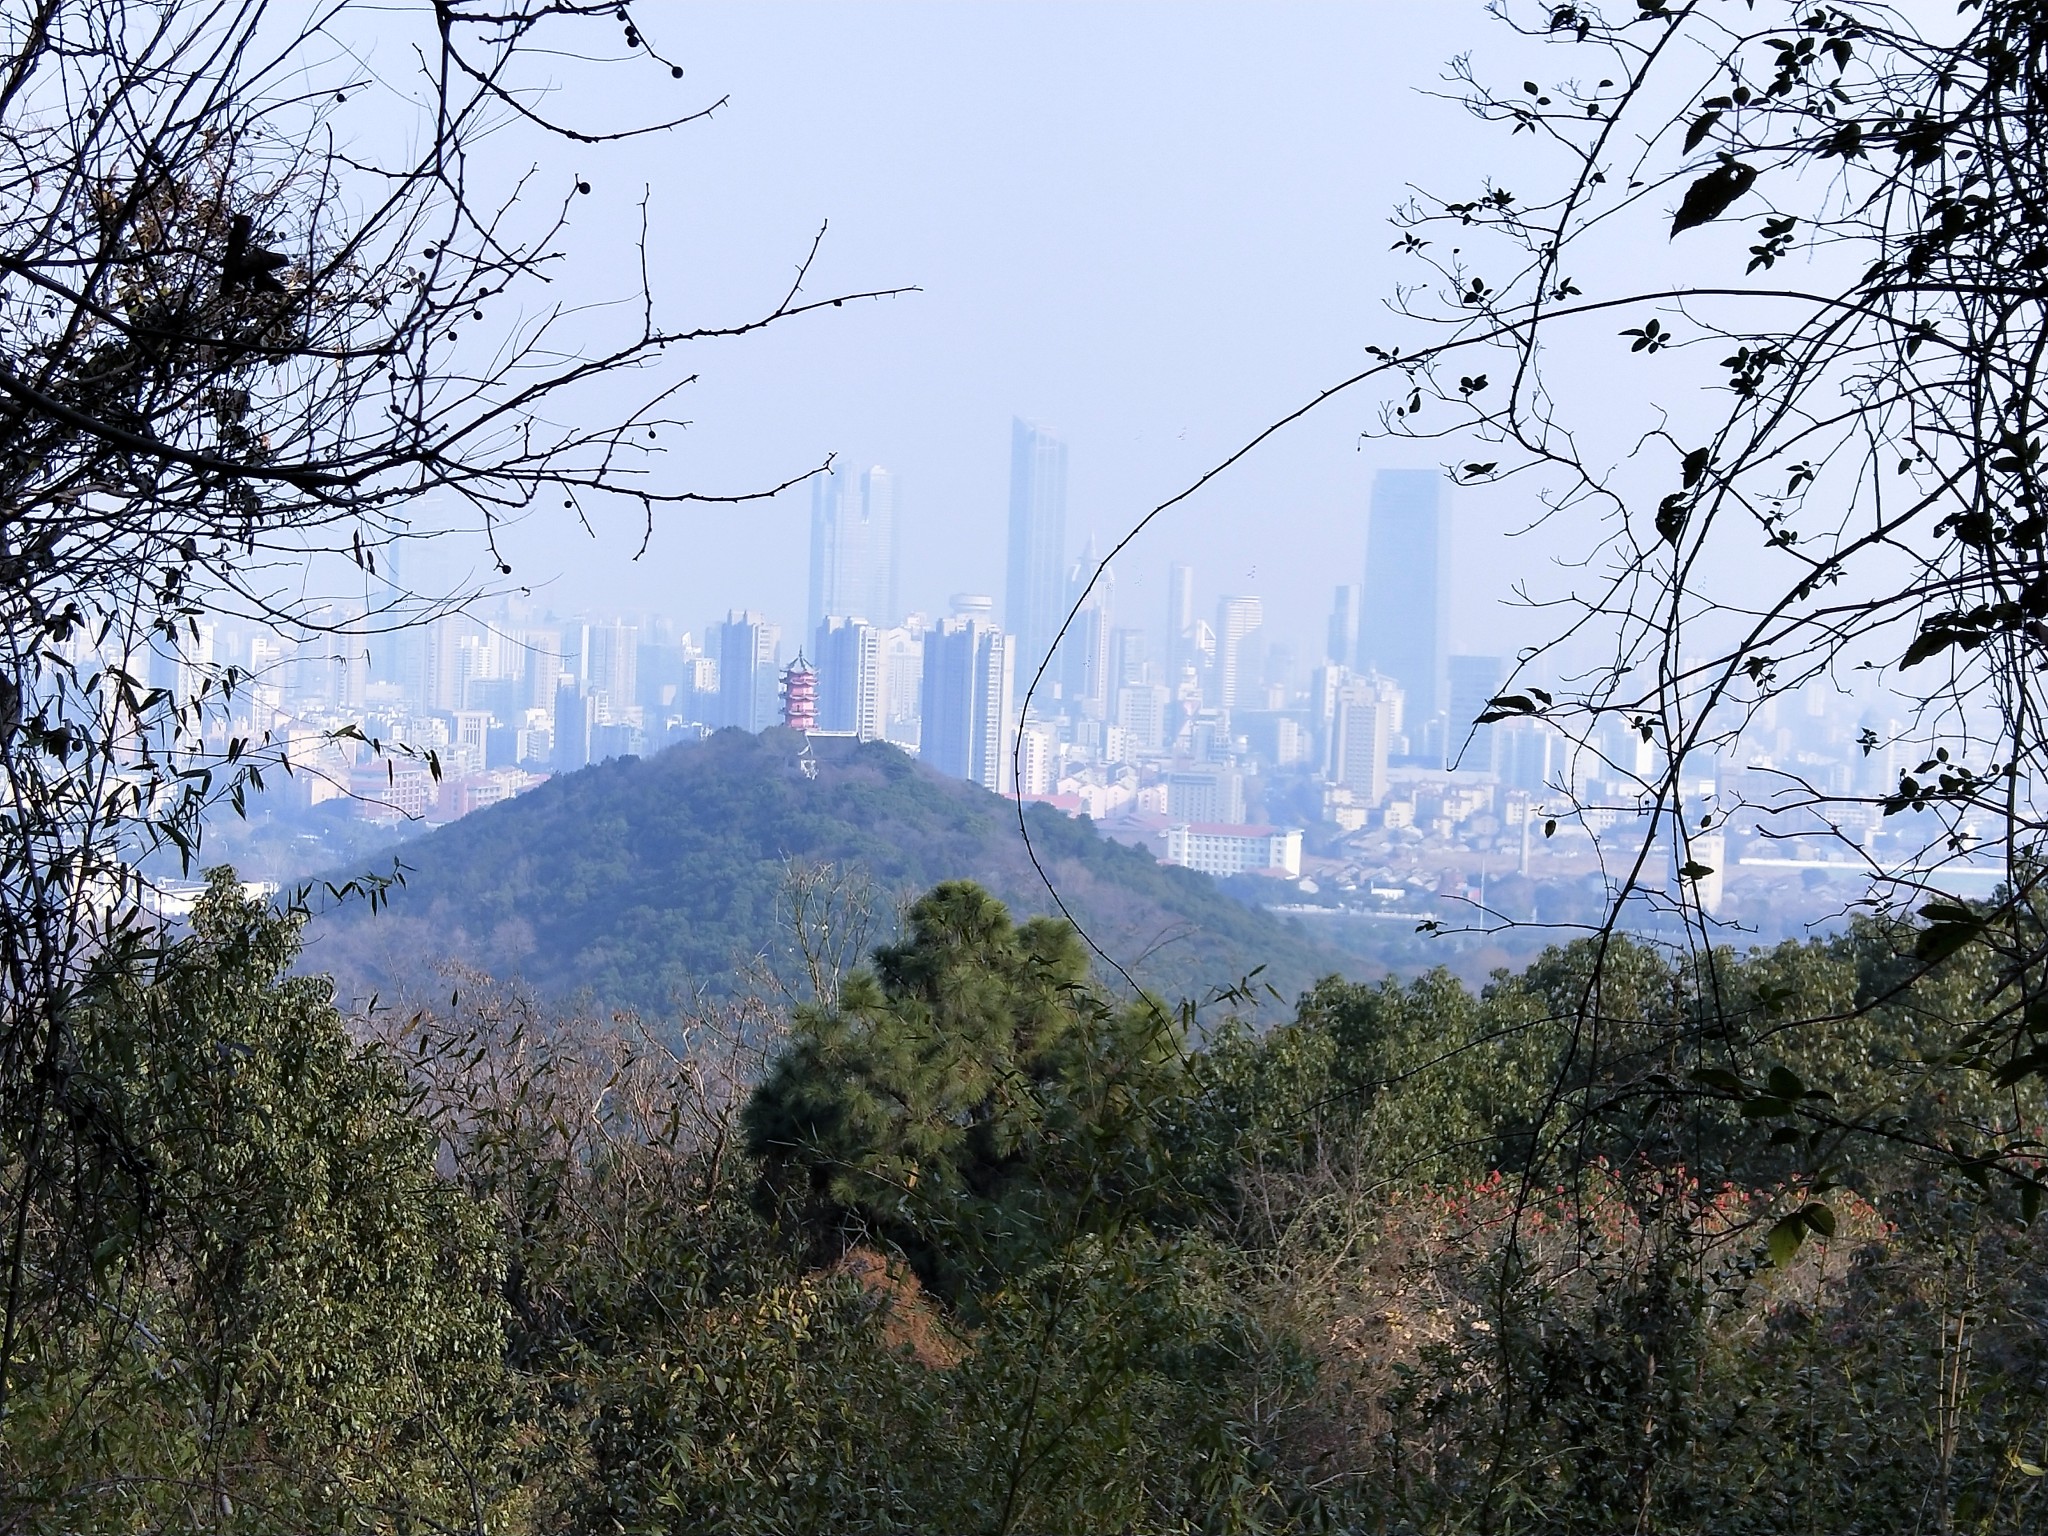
top-left (305, 728), bottom-right (1353, 1015)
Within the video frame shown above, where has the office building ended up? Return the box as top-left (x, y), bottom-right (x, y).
top-left (808, 463), bottom-right (900, 642)
top-left (716, 610), bottom-right (781, 732)
top-left (1498, 716), bottom-right (1560, 796)
top-left (1004, 419), bottom-right (1068, 689)
top-left (861, 466), bottom-right (899, 627)
top-left (1327, 583), bottom-right (1360, 666)
top-left (920, 616), bottom-right (1015, 793)
top-left (1359, 468), bottom-right (1451, 726)
top-left (1059, 546), bottom-right (1113, 718)
top-left (1446, 653), bottom-right (1507, 773)
top-left (1166, 562), bottom-right (1195, 694)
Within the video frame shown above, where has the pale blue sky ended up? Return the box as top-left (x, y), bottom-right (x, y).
top-left (448, 3), bottom-right (1540, 662)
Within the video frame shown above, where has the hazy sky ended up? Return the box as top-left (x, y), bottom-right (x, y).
top-left (448, 4), bottom-right (1542, 662)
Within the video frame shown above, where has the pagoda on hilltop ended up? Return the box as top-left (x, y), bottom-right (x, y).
top-left (779, 652), bottom-right (817, 732)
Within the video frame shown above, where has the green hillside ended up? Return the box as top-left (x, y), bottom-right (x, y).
top-left (306, 728), bottom-right (1355, 1014)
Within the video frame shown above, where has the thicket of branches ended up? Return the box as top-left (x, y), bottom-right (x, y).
top-left (0, 0), bottom-right (894, 1434)
top-left (1280, 0), bottom-right (2048, 1197)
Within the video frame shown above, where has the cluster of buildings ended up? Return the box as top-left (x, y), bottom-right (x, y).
top-left (156, 421), bottom-right (1956, 925)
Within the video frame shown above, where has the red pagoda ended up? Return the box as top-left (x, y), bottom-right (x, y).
top-left (779, 653), bottom-right (817, 732)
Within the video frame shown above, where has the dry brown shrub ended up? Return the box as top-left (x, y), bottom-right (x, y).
top-left (831, 1247), bottom-right (968, 1370)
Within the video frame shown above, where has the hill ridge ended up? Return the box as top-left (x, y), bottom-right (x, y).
top-left (306, 728), bottom-right (1354, 1014)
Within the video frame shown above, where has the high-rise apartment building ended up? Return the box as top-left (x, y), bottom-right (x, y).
top-left (814, 615), bottom-right (884, 739)
top-left (920, 616), bottom-right (1014, 793)
top-left (1114, 682), bottom-right (1171, 753)
top-left (1330, 672), bottom-right (1402, 806)
top-left (1167, 766), bottom-right (1246, 824)
top-left (521, 627), bottom-right (567, 710)
top-left (1359, 469), bottom-right (1450, 727)
top-left (1446, 654), bottom-right (1506, 773)
top-left (585, 620), bottom-right (638, 712)
top-left (1109, 627), bottom-right (1149, 690)
top-left (1004, 419), bottom-right (1068, 691)
top-left (808, 464), bottom-right (900, 641)
top-left (1214, 595), bottom-right (1263, 710)
top-left (879, 625), bottom-right (924, 748)
top-left (716, 610), bottom-right (781, 732)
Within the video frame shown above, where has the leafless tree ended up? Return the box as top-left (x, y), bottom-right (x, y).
top-left (0, 0), bottom-right (900, 1423)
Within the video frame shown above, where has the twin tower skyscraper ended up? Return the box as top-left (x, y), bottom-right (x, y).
top-left (805, 419), bottom-right (1071, 687)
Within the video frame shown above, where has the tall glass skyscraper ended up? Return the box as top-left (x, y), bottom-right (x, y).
top-left (808, 464), bottom-right (899, 640)
top-left (1358, 469), bottom-right (1451, 726)
top-left (1166, 561), bottom-right (1195, 693)
top-left (1004, 419), bottom-right (1068, 694)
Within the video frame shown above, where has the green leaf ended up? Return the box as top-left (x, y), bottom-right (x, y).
top-left (1800, 1201), bottom-right (1836, 1238)
top-left (1766, 1212), bottom-right (1806, 1267)
top-left (1766, 1066), bottom-right (1805, 1100)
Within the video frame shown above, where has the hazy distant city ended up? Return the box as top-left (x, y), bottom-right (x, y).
top-left (177, 414), bottom-right (1981, 955)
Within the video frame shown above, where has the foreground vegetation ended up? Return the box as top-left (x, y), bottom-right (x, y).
top-left (6, 871), bottom-right (2043, 1533)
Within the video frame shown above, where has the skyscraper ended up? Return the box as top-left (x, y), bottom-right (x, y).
top-left (1004, 419), bottom-right (1068, 694)
top-left (1358, 469), bottom-right (1451, 727)
top-left (807, 464), bottom-right (900, 641)
top-left (1327, 583), bottom-right (1360, 666)
top-left (920, 616), bottom-right (1014, 793)
top-left (1061, 542), bottom-right (1112, 718)
top-left (1214, 595), bottom-right (1263, 710)
top-left (1446, 653), bottom-right (1506, 773)
top-left (585, 619), bottom-right (638, 713)
top-left (862, 466), bottom-right (899, 628)
top-left (716, 610), bottom-right (781, 732)
top-left (1166, 562), bottom-right (1195, 693)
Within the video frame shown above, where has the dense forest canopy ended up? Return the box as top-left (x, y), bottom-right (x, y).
top-left (307, 729), bottom-right (1348, 1014)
